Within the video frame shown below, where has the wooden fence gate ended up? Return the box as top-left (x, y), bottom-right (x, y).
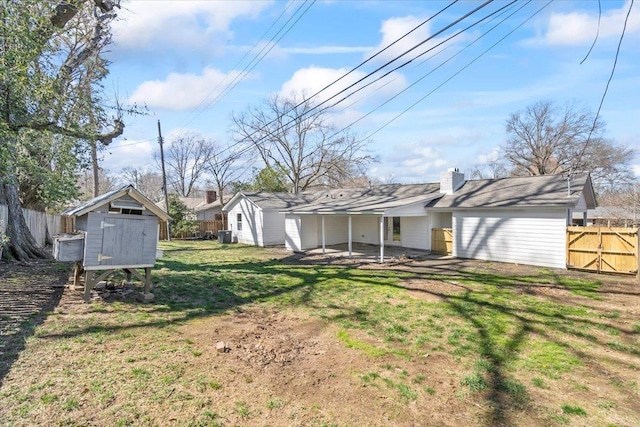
top-left (431, 228), bottom-right (453, 255)
top-left (566, 226), bottom-right (639, 275)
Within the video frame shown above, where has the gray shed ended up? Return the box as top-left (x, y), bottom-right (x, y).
top-left (58, 185), bottom-right (171, 302)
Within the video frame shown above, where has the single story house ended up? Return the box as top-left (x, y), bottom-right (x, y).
top-left (194, 191), bottom-right (224, 221)
top-left (573, 206), bottom-right (638, 228)
top-left (222, 191), bottom-right (314, 246)
top-left (224, 170), bottom-right (597, 269)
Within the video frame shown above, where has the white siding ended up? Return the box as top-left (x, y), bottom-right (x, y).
top-left (387, 201), bottom-right (429, 216)
top-left (453, 209), bottom-right (567, 269)
top-left (318, 215), bottom-right (349, 245)
top-left (227, 198), bottom-right (263, 246)
top-left (401, 216), bottom-right (430, 250)
top-left (263, 211), bottom-right (286, 246)
top-left (301, 216), bottom-right (318, 249)
top-left (352, 216), bottom-right (379, 244)
top-left (285, 215), bottom-right (302, 251)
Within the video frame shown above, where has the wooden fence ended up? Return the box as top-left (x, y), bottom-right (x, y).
top-left (0, 204), bottom-right (66, 247)
top-left (431, 228), bottom-right (453, 255)
top-left (159, 219), bottom-right (227, 240)
top-left (567, 226), bottom-right (638, 276)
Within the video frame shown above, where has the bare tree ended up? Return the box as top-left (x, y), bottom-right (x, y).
top-left (204, 142), bottom-right (244, 205)
top-left (77, 167), bottom-right (120, 200)
top-left (467, 157), bottom-right (509, 180)
top-left (502, 100), bottom-right (634, 191)
top-left (155, 131), bottom-right (213, 197)
top-left (119, 167), bottom-right (164, 201)
top-left (232, 92), bottom-right (373, 193)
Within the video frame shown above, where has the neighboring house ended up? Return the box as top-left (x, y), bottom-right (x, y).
top-left (156, 191), bottom-right (223, 220)
top-left (194, 191), bottom-right (224, 221)
top-left (222, 192), bottom-right (314, 246)
top-left (225, 169), bottom-right (597, 269)
top-left (573, 206), bottom-right (639, 228)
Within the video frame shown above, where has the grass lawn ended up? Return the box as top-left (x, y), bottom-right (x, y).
top-left (0, 240), bottom-right (639, 426)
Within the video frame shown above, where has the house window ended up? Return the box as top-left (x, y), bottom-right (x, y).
top-left (393, 217), bottom-right (401, 242)
top-left (237, 213), bottom-right (242, 231)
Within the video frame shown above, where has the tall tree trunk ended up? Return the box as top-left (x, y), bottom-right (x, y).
top-left (91, 140), bottom-right (99, 197)
top-left (0, 183), bottom-right (51, 261)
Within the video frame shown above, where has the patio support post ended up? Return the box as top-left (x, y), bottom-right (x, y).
top-left (379, 215), bottom-right (384, 263)
top-left (322, 215), bottom-right (326, 255)
top-left (583, 211), bottom-right (588, 226)
top-left (348, 215), bottom-right (352, 258)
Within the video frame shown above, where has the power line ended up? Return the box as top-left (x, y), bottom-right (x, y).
top-left (223, 0), bottom-right (529, 165)
top-left (178, 1), bottom-right (298, 128)
top-left (181, 0), bottom-right (317, 128)
top-left (361, 0), bottom-right (553, 143)
top-left (226, 0), bottom-right (500, 162)
top-left (328, 0), bottom-right (526, 138)
top-left (208, 1), bottom-right (494, 165)
top-left (300, 0), bottom-right (520, 134)
top-left (574, 0), bottom-right (634, 172)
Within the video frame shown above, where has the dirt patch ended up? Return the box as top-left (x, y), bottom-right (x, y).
top-left (177, 307), bottom-right (478, 427)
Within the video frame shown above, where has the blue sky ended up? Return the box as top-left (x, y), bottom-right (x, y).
top-left (101, 0), bottom-right (640, 185)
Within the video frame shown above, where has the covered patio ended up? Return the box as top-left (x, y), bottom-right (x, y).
top-left (303, 242), bottom-right (437, 263)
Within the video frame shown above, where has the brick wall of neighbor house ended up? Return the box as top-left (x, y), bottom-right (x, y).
top-left (453, 209), bottom-right (567, 269)
top-left (400, 216), bottom-right (430, 250)
top-left (227, 198), bottom-right (263, 246)
top-left (262, 211), bottom-right (287, 246)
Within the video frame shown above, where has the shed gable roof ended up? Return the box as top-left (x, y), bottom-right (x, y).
top-left (63, 185), bottom-right (171, 221)
top-left (428, 172), bottom-right (596, 209)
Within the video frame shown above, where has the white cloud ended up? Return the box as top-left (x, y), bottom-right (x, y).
top-left (279, 66), bottom-right (407, 107)
top-left (103, 139), bottom-right (156, 172)
top-left (129, 67), bottom-right (246, 111)
top-left (532, 1), bottom-right (640, 46)
top-left (381, 142), bottom-right (448, 182)
top-left (112, 1), bottom-right (273, 51)
top-left (366, 15), bottom-right (466, 64)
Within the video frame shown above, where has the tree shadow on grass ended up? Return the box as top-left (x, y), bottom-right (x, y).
top-left (21, 246), bottom-right (640, 426)
top-left (0, 261), bottom-right (67, 387)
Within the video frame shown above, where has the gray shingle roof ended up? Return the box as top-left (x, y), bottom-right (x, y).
top-left (429, 173), bottom-right (594, 209)
top-left (289, 183), bottom-right (441, 213)
top-left (62, 185), bottom-right (131, 216)
top-left (239, 192), bottom-right (316, 210)
top-left (194, 199), bottom-right (223, 212)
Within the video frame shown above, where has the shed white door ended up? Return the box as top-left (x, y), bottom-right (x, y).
top-left (84, 213), bottom-right (158, 268)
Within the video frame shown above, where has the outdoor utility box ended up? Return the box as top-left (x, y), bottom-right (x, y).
top-left (218, 230), bottom-right (232, 243)
top-left (53, 233), bottom-right (85, 262)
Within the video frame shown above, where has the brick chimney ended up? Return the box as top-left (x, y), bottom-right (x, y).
top-left (440, 168), bottom-right (465, 194)
top-left (205, 190), bottom-right (217, 204)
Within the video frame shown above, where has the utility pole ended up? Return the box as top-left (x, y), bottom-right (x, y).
top-left (158, 120), bottom-right (171, 241)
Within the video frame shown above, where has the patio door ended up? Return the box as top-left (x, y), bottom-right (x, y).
top-left (383, 217), bottom-right (401, 243)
